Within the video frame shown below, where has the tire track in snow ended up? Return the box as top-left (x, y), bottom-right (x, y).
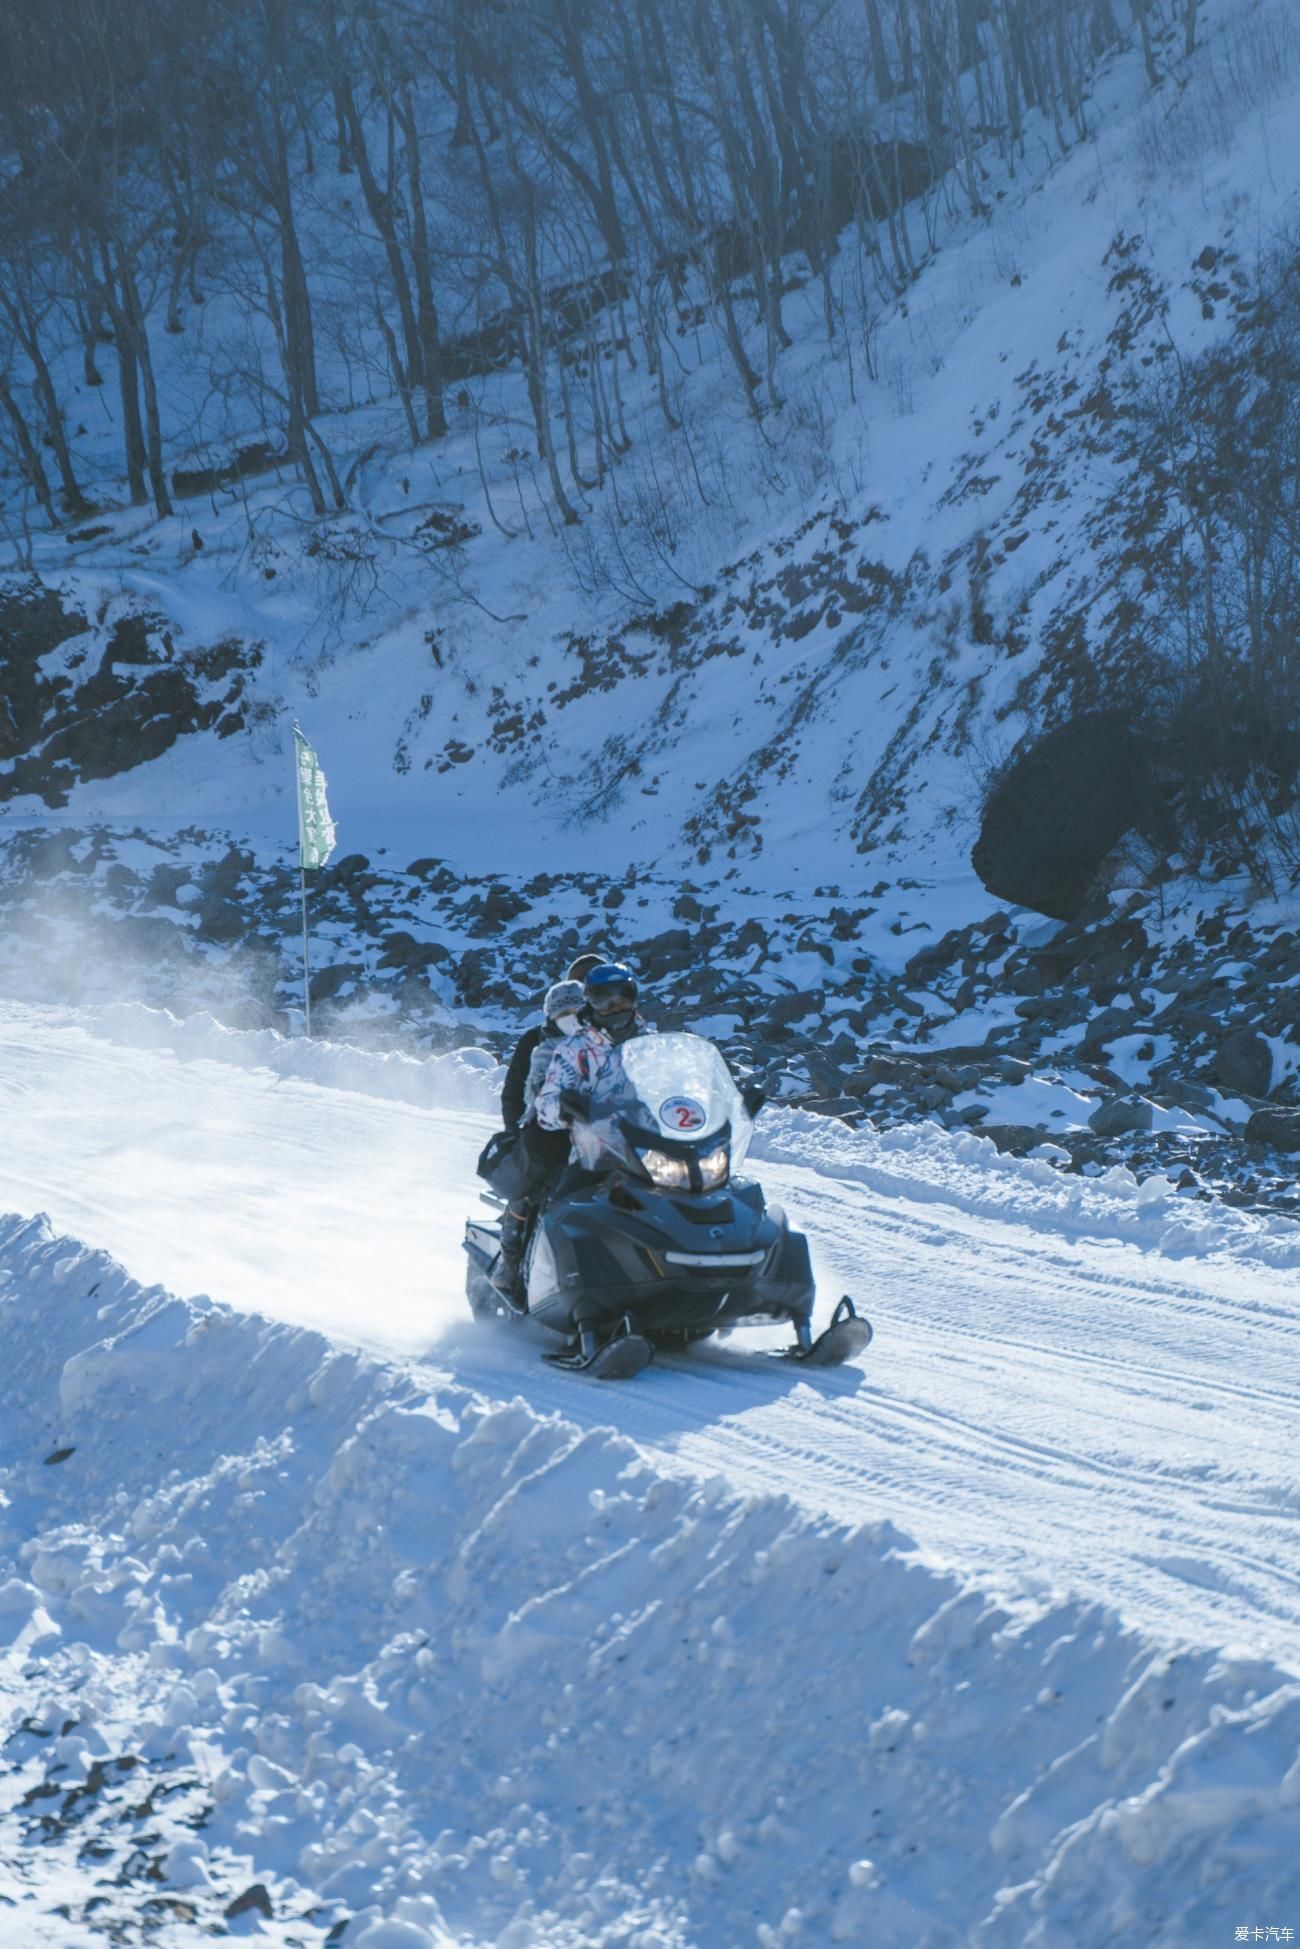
top-left (3, 995), bottom-right (1299, 1669)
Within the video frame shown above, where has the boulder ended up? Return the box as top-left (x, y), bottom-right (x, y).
top-left (972, 709), bottom-right (1168, 920)
top-left (378, 931), bottom-right (449, 971)
top-left (194, 895), bottom-right (246, 943)
top-left (978, 1124), bottom-right (1046, 1155)
top-left (309, 962), bottom-right (362, 1004)
top-left (757, 989), bottom-right (822, 1030)
top-left (1087, 1096), bottom-right (1154, 1137)
top-left (1080, 1005), bottom-right (1143, 1052)
top-left (1212, 1029), bottom-right (1272, 1099)
top-left (147, 863), bottom-right (193, 906)
top-left (1244, 1107), bottom-right (1300, 1152)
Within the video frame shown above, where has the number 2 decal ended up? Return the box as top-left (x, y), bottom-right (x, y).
top-left (659, 1095), bottom-right (706, 1133)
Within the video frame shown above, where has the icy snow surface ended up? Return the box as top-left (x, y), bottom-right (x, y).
top-left (2, 1000), bottom-right (1299, 1943)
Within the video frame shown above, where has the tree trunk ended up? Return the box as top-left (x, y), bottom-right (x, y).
top-left (398, 84), bottom-right (447, 439)
top-left (0, 375), bottom-right (58, 523)
top-left (337, 73), bottom-right (424, 389)
top-left (10, 299), bottom-right (92, 515)
top-left (121, 258), bottom-right (173, 518)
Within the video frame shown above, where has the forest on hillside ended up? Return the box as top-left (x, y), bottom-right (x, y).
top-left (1, 0), bottom-right (1205, 528)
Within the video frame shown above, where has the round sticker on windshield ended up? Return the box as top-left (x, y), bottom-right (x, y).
top-left (660, 1095), bottom-right (707, 1133)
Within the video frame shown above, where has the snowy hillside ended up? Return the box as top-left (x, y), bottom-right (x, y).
top-left (2, 1003), bottom-right (1299, 1944)
top-left (5, 0), bottom-right (1300, 1939)
top-left (4, 0), bottom-right (1300, 1198)
top-left (3, 0), bottom-right (1297, 880)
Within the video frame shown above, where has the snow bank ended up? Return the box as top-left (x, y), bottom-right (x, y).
top-left (74, 998), bottom-right (503, 1115)
top-left (753, 1106), bottom-right (1300, 1274)
top-left (2, 1211), bottom-right (1297, 1946)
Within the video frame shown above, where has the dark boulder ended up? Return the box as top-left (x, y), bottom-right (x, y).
top-left (1244, 1107), bottom-right (1300, 1152)
top-left (194, 895), bottom-right (247, 943)
top-left (1087, 1096), bottom-right (1154, 1136)
top-left (757, 988), bottom-right (823, 1031)
top-left (1212, 1029), bottom-right (1272, 1099)
top-left (309, 961), bottom-right (362, 1004)
top-left (973, 710), bottom-right (1167, 921)
top-left (978, 1123), bottom-right (1046, 1155)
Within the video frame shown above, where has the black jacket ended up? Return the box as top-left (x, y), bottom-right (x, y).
top-left (501, 1023), bottom-right (545, 1129)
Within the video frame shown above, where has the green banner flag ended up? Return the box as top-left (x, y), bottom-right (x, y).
top-left (293, 724), bottom-right (337, 871)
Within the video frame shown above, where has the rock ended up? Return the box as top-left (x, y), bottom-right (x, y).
top-left (842, 1053), bottom-right (923, 1094)
top-left (1080, 1005), bottom-right (1143, 1051)
top-left (972, 709), bottom-right (1169, 920)
top-left (978, 1124), bottom-right (1045, 1155)
top-left (206, 844), bottom-right (253, 898)
top-left (757, 989), bottom-right (822, 1030)
top-left (225, 1885), bottom-right (274, 1921)
top-left (801, 1096), bottom-right (864, 1122)
top-left (631, 927), bottom-right (694, 975)
top-left (406, 857), bottom-right (459, 890)
top-left (903, 928), bottom-right (967, 985)
top-left (194, 895), bottom-right (246, 943)
top-left (1087, 1096), bottom-right (1154, 1136)
top-left (1244, 1107), bottom-right (1300, 1152)
top-left (730, 918), bottom-right (772, 961)
top-left (309, 961), bottom-right (363, 1004)
top-left (1212, 1029), bottom-right (1272, 1098)
top-left (378, 930), bottom-right (449, 971)
top-left (102, 862), bottom-right (140, 901)
top-left (1155, 1004), bottom-right (1221, 1038)
top-left (147, 863), bottom-right (192, 906)
top-left (476, 882), bottom-right (527, 931)
top-left (26, 832), bottom-right (85, 879)
top-left (1014, 995), bottom-right (1065, 1022)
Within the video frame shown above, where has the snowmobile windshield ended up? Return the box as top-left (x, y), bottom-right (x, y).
top-left (568, 1032), bottom-right (754, 1178)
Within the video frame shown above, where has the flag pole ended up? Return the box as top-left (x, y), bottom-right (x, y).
top-left (293, 721), bottom-right (312, 1039)
top-left (299, 859), bottom-right (312, 1039)
top-left (292, 722), bottom-right (335, 1041)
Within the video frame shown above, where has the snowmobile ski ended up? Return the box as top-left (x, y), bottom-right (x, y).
top-left (785, 1296), bottom-right (873, 1367)
top-left (544, 1319), bottom-right (653, 1380)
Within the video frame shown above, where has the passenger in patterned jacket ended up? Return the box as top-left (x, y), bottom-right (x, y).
top-left (533, 962), bottom-right (646, 1132)
top-left (499, 951), bottom-right (605, 1130)
top-left (492, 962), bottom-right (645, 1304)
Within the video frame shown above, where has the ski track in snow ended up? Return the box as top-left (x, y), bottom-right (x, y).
top-left (3, 995), bottom-right (1299, 1678)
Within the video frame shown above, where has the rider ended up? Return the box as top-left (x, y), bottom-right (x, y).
top-left (522, 979), bottom-right (586, 1118)
top-left (533, 962), bottom-right (646, 1133)
top-left (499, 951), bottom-right (606, 1130)
top-left (492, 962), bottom-right (645, 1303)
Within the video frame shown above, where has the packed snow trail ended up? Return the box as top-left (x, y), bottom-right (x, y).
top-left (4, 995), bottom-right (1300, 1672)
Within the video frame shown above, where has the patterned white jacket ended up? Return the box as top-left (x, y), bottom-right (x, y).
top-left (534, 1019), bottom-right (648, 1132)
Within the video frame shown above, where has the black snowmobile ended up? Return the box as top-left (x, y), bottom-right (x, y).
top-left (463, 1031), bottom-right (872, 1379)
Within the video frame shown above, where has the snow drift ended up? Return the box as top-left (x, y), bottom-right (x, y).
top-left (3, 1211), bottom-right (1298, 1947)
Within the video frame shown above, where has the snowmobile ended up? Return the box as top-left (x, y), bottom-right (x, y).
top-left (463, 1031), bottom-right (872, 1379)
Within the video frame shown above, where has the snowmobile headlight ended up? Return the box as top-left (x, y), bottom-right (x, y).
top-left (699, 1143), bottom-right (730, 1188)
top-left (639, 1147), bottom-right (692, 1189)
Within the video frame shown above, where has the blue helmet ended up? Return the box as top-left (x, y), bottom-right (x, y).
top-left (583, 961), bottom-right (638, 1034)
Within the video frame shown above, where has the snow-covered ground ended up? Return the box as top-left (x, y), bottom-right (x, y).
top-left (3, 1001), bottom-right (1299, 1944)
